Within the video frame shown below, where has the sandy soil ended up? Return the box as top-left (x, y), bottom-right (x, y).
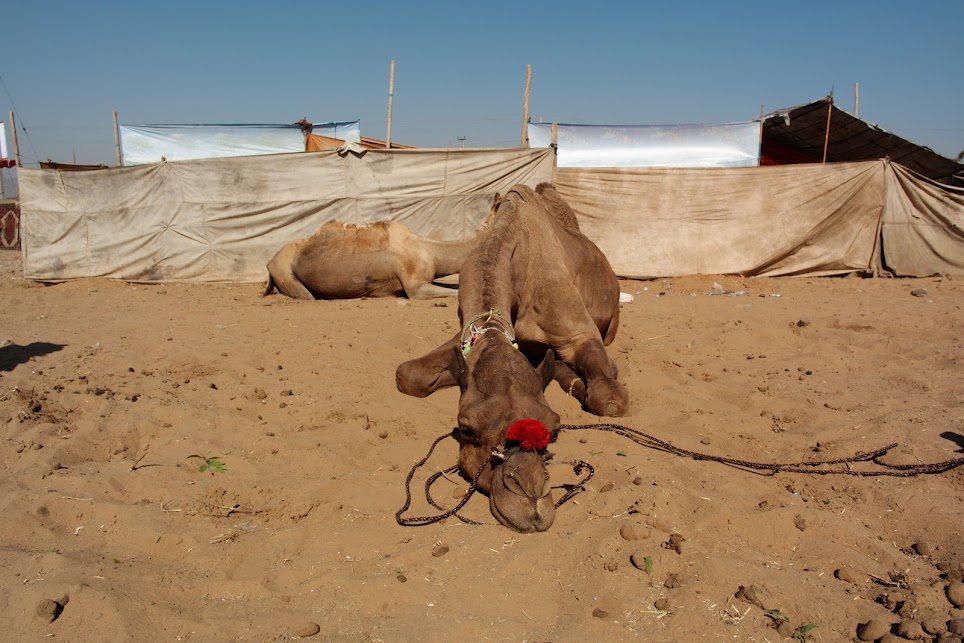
top-left (1, 247), bottom-right (963, 642)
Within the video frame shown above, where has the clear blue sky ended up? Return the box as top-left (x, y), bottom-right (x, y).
top-left (2, 0), bottom-right (961, 167)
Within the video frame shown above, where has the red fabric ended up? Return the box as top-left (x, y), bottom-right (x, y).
top-left (0, 159), bottom-right (16, 169)
top-left (506, 419), bottom-right (550, 452)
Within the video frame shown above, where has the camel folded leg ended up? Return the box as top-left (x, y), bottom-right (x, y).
top-left (403, 281), bottom-right (459, 300)
top-left (559, 339), bottom-right (630, 417)
top-left (396, 333), bottom-right (460, 397)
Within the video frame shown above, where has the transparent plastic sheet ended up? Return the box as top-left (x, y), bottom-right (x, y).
top-left (529, 121), bottom-right (760, 168)
top-left (119, 121), bottom-right (361, 165)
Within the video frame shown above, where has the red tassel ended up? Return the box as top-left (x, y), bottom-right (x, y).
top-left (506, 419), bottom-right (550, 452)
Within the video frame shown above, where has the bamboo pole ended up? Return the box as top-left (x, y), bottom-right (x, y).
top-left (113, 111), bottom-right (123, 167)
top-left (758, 104), bottom-right (765, 165)
top-left (854, 82), bottom-right (859, 118)
top-left (521, 64), bottom-right (531, 148)
top-left (386, 60), bottom-right (395, 149)
top-left (551, 122), bottom-right (557, 147)
top-left (9, 111), bottom-right (21, 167)
top-left (822, 99), bottom-right (832, 163)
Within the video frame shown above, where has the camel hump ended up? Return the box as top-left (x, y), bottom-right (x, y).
top-left (535, 183), bottom-right (580, 231)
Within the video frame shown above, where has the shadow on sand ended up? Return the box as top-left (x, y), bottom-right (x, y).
top-left (0, 341), bottom-right (66, 372)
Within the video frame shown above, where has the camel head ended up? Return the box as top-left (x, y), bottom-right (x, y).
top-left (448, 335), bottom-right (561, 532)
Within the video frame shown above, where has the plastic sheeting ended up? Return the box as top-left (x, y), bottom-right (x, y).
top-left (119, 121), bottom-right (361, 165)
top-left (0, 122), bottom-right (7, 159)
top-left (18, 147), bottom-right (555, 282)
top-left (551, 160), bottom-right (963, 278)
top-left (528, 122), bottom-right (761, 168)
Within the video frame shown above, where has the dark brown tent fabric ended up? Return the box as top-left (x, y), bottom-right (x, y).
top-left (761, 98), bottom-right (964, 187)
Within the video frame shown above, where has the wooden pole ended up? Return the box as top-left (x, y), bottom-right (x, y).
top-left (758, 104), bottom-right (765, 165)
top-left (113, 111), bottom-right (123, 167)
top-left (854, 82), bottom-right (859, 118)
top-left (386, 60), bottom-right (395, 149)
top-left (9, 112), bottom-right (21, 167)
top-left (822, 99), bottom-right (832, 163)
top-left (551, 122), bottom-right (558, 147)
top-left (521, 64), bottom-right (531, 148)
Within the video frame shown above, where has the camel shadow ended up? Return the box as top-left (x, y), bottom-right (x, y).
top-left (940, 432), bottom-right (964, 454)
top-left (0, 342), bottom-right (66, 372)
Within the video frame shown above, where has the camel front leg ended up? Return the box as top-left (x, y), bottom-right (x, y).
top-left (395, 333), bottom-right (460, 397)
top-left (552, 360), bottom-right (588, 409)
top-left (568, 339), bottom-right (630, 417)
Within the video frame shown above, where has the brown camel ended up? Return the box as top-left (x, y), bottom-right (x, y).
top-left (395, 183), bottom-right (629, 532)
top-left (263, 195), bottom-right (501, 300)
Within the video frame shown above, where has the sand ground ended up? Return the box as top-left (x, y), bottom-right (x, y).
top-left (1, 248), bottom-right (963, 642)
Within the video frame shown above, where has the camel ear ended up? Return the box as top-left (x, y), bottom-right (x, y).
top-left (536, 349), bottom-right (557, 391)
top-left (448, 344), bottom-right (468, 392)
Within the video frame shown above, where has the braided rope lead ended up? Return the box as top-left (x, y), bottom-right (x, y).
top-left (397, 423), bottom-right (964, 527)
top-left (561, 423), bottom-right (964, 477)
top-left (396, 435), bottom-right (594, 527)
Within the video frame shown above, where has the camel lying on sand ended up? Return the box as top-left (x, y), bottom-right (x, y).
top-left (396, 183), bottom-right (629, 532)
top-left (263, 195), bottom-right (501, 300)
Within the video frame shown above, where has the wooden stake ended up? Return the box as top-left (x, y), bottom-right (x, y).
top-left (113, 111), bottom-right (123, 167)
top-left (9, 111), bottom-right (21, 167)
top-left (386, 60), bottom-right (395, 149)
top-left (521, 64), bottom-right (531, 148)
top-left (822, 99), bottom-right (832, 163)
top-left (854, 82), bottom-right (859, 118)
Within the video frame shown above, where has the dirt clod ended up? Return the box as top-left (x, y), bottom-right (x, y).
top-left (619, 523), bottom-right (650, 541)
top-left (35, 597), bottom-right (64, 623)
top-left (735, 585), bottom-right (764, 609)
top-left (895, 619), bottom-right (926, 640)
top-left (856, 617), bottom-right (895, 641)
top-left (431, 544), bottom-right (449, 558)
top-left (835, 567), bottom-right (861, 583)
top-left (293, 622), bottom-right (321, 638)
top-left (662, 533), bottom-right (684, 554)
top-left (947, 581), bottom-right (964, 607)
top-left (913, 541), bottom-right (935, 557)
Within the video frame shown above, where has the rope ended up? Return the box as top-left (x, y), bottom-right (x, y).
top-left (396, 433), bottom-right (593, 527)
top-left (561, 423), bottom-right (964, 477)
top-left (397, 422), bottom-right (964, 528)
top-left (460, 308), bottom-right (516, 355)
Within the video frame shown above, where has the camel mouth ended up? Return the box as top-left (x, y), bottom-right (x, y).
top-left (488, 457), bottom-right (556, 533)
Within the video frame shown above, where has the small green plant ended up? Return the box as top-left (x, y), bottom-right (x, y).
top-left (764, 609), bottom-right (789, 623)
top-left (792, 623), bottom-right (817, 641)
top-left (643, 556), bottom-right (653, 575)
top-left (187, 454), bottom-right (226, 473)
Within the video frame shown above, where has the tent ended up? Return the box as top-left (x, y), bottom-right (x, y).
top-left (18, 147), bottom-right (555, 282)
top-left (761, 97), bottom-right (964, 187)
top-left (552, 159), bottom-right (963, 279)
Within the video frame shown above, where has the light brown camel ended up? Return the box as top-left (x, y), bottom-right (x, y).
top-left (395, 183), bottom-right (629, 532)
top-left (263, 195), bottom-right (501, 300)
